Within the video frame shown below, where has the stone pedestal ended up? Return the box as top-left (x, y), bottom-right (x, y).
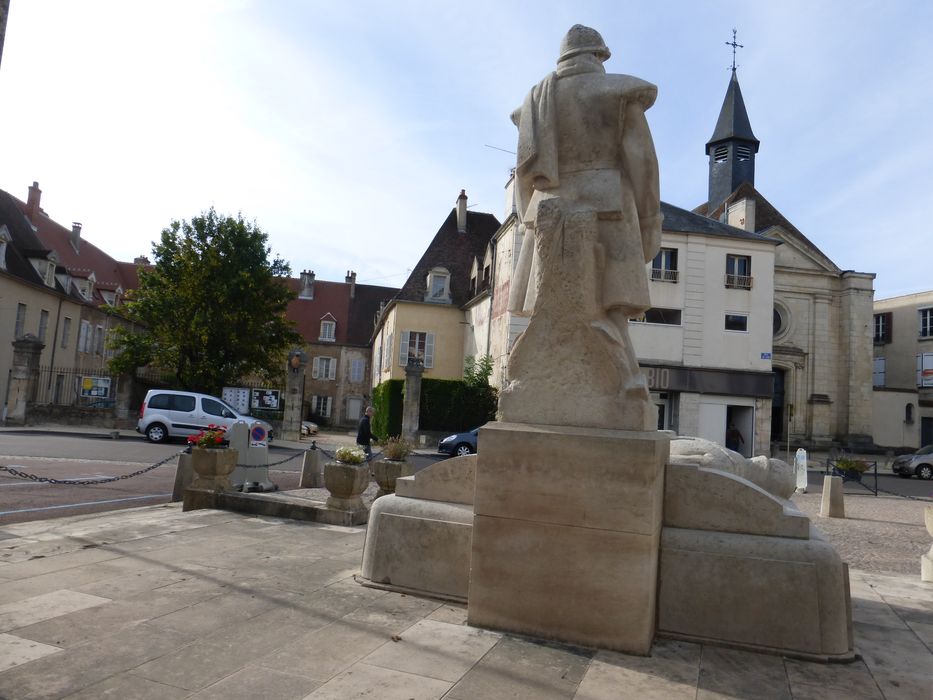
top-left (282, 349), bottom-right (307, 442)
top-left (4, 335), bottom-right (44, 425)
top-left (402, 360), bottom-right (424, 443)
top-left (299, 446), bottom-right (323, 488)
top-left (820, 475), bottom-right (845, 518)
top-left (467, 422), bottom-right (670, 655)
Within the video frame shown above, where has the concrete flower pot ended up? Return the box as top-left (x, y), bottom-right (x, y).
top-left (190, 447), bottom-right (238, 491)
top-left (373, 459), bottom-right (411, 498)
top-left (324, 461), bottom-right (369, 511)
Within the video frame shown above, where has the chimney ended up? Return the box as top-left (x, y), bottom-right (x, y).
top-left (25, 181), bottom-right (42, 223)
top-left (299, 270), bottom-right (315, 299)
top-left (70, 222), bottom-right (82, 253)
top-left (456, 189), bottom-right (468, 232)
top-left (345, 270), bottom-right (357, 298)
top-left (133, 255), bottom-right (150, 266)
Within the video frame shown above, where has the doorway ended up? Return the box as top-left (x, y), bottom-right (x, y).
top-left (726, 405), bottom-right (754, 457)
top-left (771, 368), bottom-right (786, 442)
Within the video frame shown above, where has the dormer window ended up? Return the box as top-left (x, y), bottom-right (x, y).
top-left (0, 225), bottom-right (10, 271)
top-left (469, 258), bottom-right (480, 298)
top-left (425, 267), bottom-right (451, 303)
top-left (45, 263), bottom-right (55, 287)
top-left (101, 291), bottom-right (116, 306)
top-left (319, 316), bottom-right (336, 342)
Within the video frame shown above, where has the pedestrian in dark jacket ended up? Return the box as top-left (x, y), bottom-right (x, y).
top-left (356, 406), bottom-right (375, 461)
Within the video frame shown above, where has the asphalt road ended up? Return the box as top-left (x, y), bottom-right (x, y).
top-left (0, 433), bottom-right (447, 525)
top-left (2, 433), bottom-right (928, 525)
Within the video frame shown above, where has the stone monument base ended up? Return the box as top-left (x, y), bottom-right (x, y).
top-left (467, 422), bottom-right (670, 655)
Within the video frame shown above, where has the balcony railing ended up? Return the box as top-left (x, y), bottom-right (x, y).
top-left (724, 274), bottom-right (753, 290)
top-left (650, 268), bottom-right (679, 283)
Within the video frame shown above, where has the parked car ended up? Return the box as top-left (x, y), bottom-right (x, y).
top-left (137, 389), bottom-right (274, 444)
top-left (438, 427), bottom-right (481, 456)
top-left (892, 445), bottom-right (933, 480)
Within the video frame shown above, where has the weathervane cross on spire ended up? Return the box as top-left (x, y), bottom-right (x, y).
top-left (725, 28), bottom-right (743, 72)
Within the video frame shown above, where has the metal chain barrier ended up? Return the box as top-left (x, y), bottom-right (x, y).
top-left (0, 450), bottom-right (186, 486)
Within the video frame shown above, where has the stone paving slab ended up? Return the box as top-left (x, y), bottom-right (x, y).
top-left (0, 503), bottom-right (929, 699)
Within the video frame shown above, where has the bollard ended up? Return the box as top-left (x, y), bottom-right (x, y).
top-left (820, 475), bottom-right (845, 518)
top-left (227, 421), bottom-right (276, 492)
top-left (299, 441), bottom-right (323, 488)
top-left (794, 447), bottom-right (808, 494)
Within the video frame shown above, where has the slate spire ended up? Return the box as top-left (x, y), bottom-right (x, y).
top-left (706, 69), bottom-right (760, 213)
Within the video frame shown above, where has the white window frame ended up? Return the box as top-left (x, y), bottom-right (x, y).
top-left (350, 358), bottom-right (364, 383)
top-left (919, 308), bottom-right (933, 339)
top-left (873, 313), bottom-right (888, 343)
top-left (0, 225), bottom-right (10, 271)
top-left (61, 317), bottom-right (72, 349)
top-left (650, 248), bottom-right (679, 282)
top-left (312, 356), bottom-right (337, 380)
top-left (15, 303), bottom-right (27, 339)
top-left (383, 333), bottom-right (393, 371)
top-left (319, 318), bottom-right (336, 342)
top-left (399, 330), bottom-right (435, 368)
top-left (725, 254), bottom-right (753, 290)
top-left (38, 310), bottom-right (50, 343)
top-left (425, 267), bottom-right (451, 303)
top-left (78, 320), bottom-right (91, 353)
top-left (311, 395), bottom-right (332, 418)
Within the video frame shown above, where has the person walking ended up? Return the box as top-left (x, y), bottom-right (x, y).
top-left (356, 406), bottom-right (375, 461)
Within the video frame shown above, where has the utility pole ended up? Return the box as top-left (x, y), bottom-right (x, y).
top-left (0, 0), bottom-right (9, 70)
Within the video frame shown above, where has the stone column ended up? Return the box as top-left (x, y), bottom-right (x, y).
top-left (114, 373), bottom-right (134, 427)
top-left (402, 359), bottom-right (424, 442)
top-left (282, 348), bottom-right (307, 441)
top-left (4, 335), bottom-right (45, 425)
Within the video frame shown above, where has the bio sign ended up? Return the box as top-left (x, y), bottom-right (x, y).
top-left (80, 376), bottom-right (111, 398)
top-left (251, 389), bottom-right (281, 410)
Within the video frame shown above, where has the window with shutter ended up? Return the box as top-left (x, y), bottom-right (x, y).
top-left (312, 357), bottom-right (320, 379)
top-left (399, 331), bottom-right (411, 366)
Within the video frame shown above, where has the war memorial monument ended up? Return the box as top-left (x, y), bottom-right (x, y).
top-left (361, 25), bottom-right (853, 661)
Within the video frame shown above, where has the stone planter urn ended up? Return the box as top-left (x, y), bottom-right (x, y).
top-left (190, 447), bottom-right (238, 491)
top-left (324, 461), bottom-right (370, 511)
top-left (373, 459), bottom-right (411, 498)
top-left (373, 459), bottom-right (412, 498)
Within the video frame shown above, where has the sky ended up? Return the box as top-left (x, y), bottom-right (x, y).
top-left (0, 1), bottom-right (930, 299)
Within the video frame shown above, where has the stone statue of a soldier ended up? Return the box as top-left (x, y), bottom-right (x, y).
top-left (500, 25), bottom-right (662, 431)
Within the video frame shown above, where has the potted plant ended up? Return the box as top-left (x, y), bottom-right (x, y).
top-left (373, 436), bottom-right (413, 498)
top-left (324, 445), bottom-right (370, 512)
top-left (833, 456), bottom-right (870, 483)
top-left (187, 424), bottom-right (238, 491)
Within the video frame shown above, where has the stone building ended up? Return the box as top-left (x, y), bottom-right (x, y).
top-left (872, 290), bottom-right (933, 448)
top-left (286, 271), bottom-right (397, 428)
top-left (371, 191), bottom-right (500, 387)
top-left (0, 182), bottom-right (140, 419)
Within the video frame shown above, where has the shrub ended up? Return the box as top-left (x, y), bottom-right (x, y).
top-left (419, 378), bottom-right (497, 432)
top-left (372, 379), bottom-right (404, 437)
top-left (382, 436), bottom-right (413, 461)
top-left (836, 457), bottom-right (870, 473)
top-left (334, 445), bottom-right (366, 465)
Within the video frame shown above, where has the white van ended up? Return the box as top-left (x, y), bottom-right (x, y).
top-left (136, 389), bottom-right (273, 443)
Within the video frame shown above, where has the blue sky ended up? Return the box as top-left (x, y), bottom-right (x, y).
top-left (1, 1), bottom-right (930, 299)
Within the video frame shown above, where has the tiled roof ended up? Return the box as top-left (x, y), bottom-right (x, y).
top-left (661, 200), bottom-right (777, 244)
top-left (396, 208), bottom-right (501, 307)
top-left (7, 186), bottom-right (140, 307)
top-left (284, 278), bottom-right (399, 347)
top-left (0, 190), bottom-right (49, 288)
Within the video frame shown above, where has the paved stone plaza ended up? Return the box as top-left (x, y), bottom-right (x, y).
top-left (0, 495), bottom-right (930, 699)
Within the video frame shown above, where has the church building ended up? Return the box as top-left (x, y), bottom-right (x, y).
top-left (693, 69), bottom-right (875, 450)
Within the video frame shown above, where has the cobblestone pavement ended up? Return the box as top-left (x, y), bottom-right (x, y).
top-left (792, 490), bottom-right (931, 576)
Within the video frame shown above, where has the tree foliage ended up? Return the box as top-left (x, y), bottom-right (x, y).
top-left (109, 209), bottom-right (301, 393)
top-left (463, 354), bottom-right (494, 387)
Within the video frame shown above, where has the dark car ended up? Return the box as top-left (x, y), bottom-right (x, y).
top-left (892, 444), bottom-right (933, 480)
top-left (438, 427), bottom-right (480, 456)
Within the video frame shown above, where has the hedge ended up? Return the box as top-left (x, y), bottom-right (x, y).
top-left (371, 379), bottom-right (403, 437)
top-left (418, 378), bottom-right (497, 432)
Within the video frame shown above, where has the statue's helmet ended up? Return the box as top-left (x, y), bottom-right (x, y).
top-left (558, 24), bottom-right (611, 63)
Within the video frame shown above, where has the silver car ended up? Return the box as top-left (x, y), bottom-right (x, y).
top-left (136, 389), bottom-right (273, 444)
top-left (892, 445), bottom-right (933, 480)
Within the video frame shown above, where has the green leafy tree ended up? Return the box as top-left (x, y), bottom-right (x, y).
top-left (463, 354), bottom-right (494, 387)
top-left (109, 208), bottom-right (301, 393)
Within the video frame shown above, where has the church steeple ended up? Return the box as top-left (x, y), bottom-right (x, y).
top-left (706, 68), bottom-right (760, 213)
